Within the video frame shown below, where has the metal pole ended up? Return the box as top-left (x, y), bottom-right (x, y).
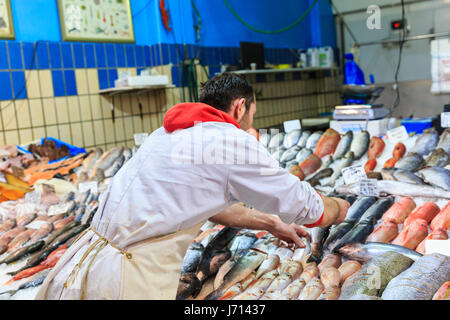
top-left (357, 31), bottom-right (450, 47)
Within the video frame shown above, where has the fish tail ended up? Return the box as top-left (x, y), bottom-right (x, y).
top-left (3, 279), bottom-right (14, 286)
top-left (217, 291), bottom-right (235, 300)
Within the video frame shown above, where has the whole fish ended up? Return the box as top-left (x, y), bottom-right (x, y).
top-left (204, 250), bottom-right (266, 300)
top-left (314, 128), bottom-right (341, 158)
top-left (344, 195), bottom-right (357, 205)
top-left (229, 232), bottom-right (257, 256)
top-left (104, 155), bottom-right (125, 178)
top-left (430, 202), bottom-right (450, 231)
top-left (298, 277), bottom-right (324, 300)
top-left (54, 216), bottom-right (75, 231)
top-left (403, 202), bottom-right (440, 227)
top-left (297, 131), bottom-right (311, 148)
top-left (437, 128), bottom-right (450, 154)
top-left (44, 220), bottom-right (80, 247)
top-left (264, 273), bottom-right (294, 296)
top-left (268, 132), bottom-right (285, 149)
top-left (308, 168), bottom-right (333, 181)
top-left (425, 148), bottom-right (450, 168)
top-left (308, 227), bottom-right (329, 264)
top-left (338, 260), bottom-right (362, 283)
top-left (299, 154), bottom-right (322, 177)
top-left (416, 229), bottom-right (448, 254)
top-left (395, 152), bottom-right (424, 172)
top-left (279, 259), bottom-right (303, 279)
top-left (327, 151), bottom-right (354, 186)
top-left (17, 213), bottom-right (37, 227)
top-left (367, 136), bottom-right (385, 159)
top-left (255, 254), bottom-right (280, 279)
top-left (336, 180), bottom-right (450, 199)
top-left (392, 218), bottom-right (428, 250)
top-left (217, 283), bottom-right (243, 300)
top-left (271, 147), bottom-right (286, 162)
top-left (333, 131), bottom-right (353, 160)
top-left (349, 130), bottom-right (370, 160)
top-left (392, 168), bottom-right (425, 185)
top-left (30, 222), bottom-right (54, 242)
top-left (180, 242), bottom-right (204, 275)
top-left (0, 240), bottom-right (45, 264)
top-left (89, 147), bottom-right (124, 179)
top-left (322, 197), bottom-right (377, 252)
top-left (418, 166), bottom-right (450, 190)
top-left (81, 148), bottom-right (103, 177)
top-left (176, 272), bottom-right (202, 300)
top-left (8, 243), bottom-right (61, 276)
top-left (283, 129), bottom-right (302, 149)
top-left (317, 285), bottom-right (340, 300)
top-left (239, 271), bottom-right (257, 291)
top-left (122, 147), bottom-right (133, 163)
top-left (381, 253), bottom-right (450, 300)
top-left (409, 128), bottom-right (439, 156)
top-left (339, 251), bottom-right (414, 299)
top-left (45, 224), bottom-right (88, 251)
top-left (305, 131), bottom-right (323, 150)
top-left (337, 242), bottom-right (422, 264)
top-left (332, 198), bottom-right (394, 252)
top-left (280, 146), bottom-right (300, 163)
top-left (319, 154), bottom-right (333, 170)
top-left (318, 253), bottom-right (342, 272)
top-left (295, 148), bottom-right (312, 163)
top-left (280, 278), bottom-right (306, 300)
top-left (7, 229), bottom-right (35, 253)
top-left (366, 220), bottom-right (398, 243)
top-left (320, 266), bottom-right (341, 288)
top-left (259, 132), bottom-right (271, 148)
top-left (0, 269), bottom-right (50, 297)
top-left (242, 269), bottom-right (279, 299)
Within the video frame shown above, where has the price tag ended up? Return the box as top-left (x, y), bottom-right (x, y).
top-left (386, 126), bottom-right (408, 143)
top-left (25, 190), bottom-right (41, 204)
top-left (26, 220), bottom-right (48, 230)
top-left (47, 202), bottom-right (71, 216)
top-left (425, 239), bottom-right (450, 256)
top-left (342, 165), bottom-right (367, 185)
top-left (78, 181), bottom-right (98, 194)
top-left (134, 133), bottom-right (149, 146)
top-left (359, 179), bottom-right (379, 197)
top-left (441, 113), bottom-right (450, 128)
top-left (283, 120), bottom-right (301, 133)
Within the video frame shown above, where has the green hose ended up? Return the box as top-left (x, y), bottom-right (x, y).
top-left (222, 0), bottom-right (320, 34)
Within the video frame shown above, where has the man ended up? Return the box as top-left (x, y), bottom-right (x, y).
top-left (36, 73), bottom-right (349, 300)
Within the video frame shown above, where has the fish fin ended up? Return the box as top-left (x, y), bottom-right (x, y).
top-left (3, 279), bottom-right (14, 286)
top-left (217, 291), bottom-right (236, 300)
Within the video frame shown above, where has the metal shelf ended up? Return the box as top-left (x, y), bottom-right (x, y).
top-left (232, 66), bottom-right (337, 75)
top-left (99, 84), bottom-right (175, 97)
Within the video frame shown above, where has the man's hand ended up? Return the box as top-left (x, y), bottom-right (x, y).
top-left (268, 215), bottom-right (310, 248)
top-left (318, 197), bottom-right (350, 228)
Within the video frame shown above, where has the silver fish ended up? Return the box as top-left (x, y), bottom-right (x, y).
top-left (418, 166), bottom-right (450, 190)
top-left (229, 232), bottom-right (258, 255)
top-left (271, 148), bottom-right (286, 162)
top-left (297, 131), bottom-right (311, 148)
top-left (260, 132), bottom-right (271, 148)
top-left (333, 131), bottom-right (353, 160)
top-left (338, 242), bottom-right (422, 264)
top-left (437, 128), bottom-right (450, 154)
top-left (319, 154), bottom-right (333, 170)
top-left (392, 168), bottom-right (425, 185)
top-left (283, 129), bottom-right (302, 149)
top-left (380, 168), bottom-right (396, 180)
top-left (268, 132), bottom-right (285, 149)
top-left (409, 128), bottom-right (439, 156)
top-left (425, 148), bottom-right (450, 168)
top-left (103, 155), bottom-right (125, 178)
top-left (280, 146), bottom-right (300, 163)
top-left (328, 151), bottom-right (354, 186)
top-left (122, 147), bottom-right (133, 163)
top-left (181, 242), bottom-right (205, 274)
top-left (90, 147), bottom-right (124, 178)
top-left (350, 130), bottom-right (370, 160)
top-left (295, 148), bottom-right (312, 163)
top-left (305, 131), bottom-right (323, 150)
top-left (395, 152), bottom-right (424, 172)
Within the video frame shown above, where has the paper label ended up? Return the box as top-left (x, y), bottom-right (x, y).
top-left (25, 190), bottom-right (41, 204)
top-left (283, 120), bottom-right (301, 133)
top-left (342, 165), bottom-right (367, 185)
top-left (386, 126), bottom-right (408, 143)
top-left (441, 112), bottom-right (450, 128)
top-left (78, 181), bottom-right (98, 194)
top-left (359, 179), bottom-right (379, 197)
top-left (134, 133), bottom-right (149, 146)
top-left (425, 239), bottom-right (450, 256)
top-left (26, 220), bottom-right (48, 230)
top-left (47, 202), bottom-right (71, 216)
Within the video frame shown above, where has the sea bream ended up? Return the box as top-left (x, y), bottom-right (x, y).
top-left (305, 131), bottom-right (323, 150)
top-left (327, 151), bottom-right (354, 186)
top-left (409, 128), bottom-right (439, 156)
top-left (425, 148), bottom-right (450, 168)
top-left (297, 131), bottom-right (311, 148)
top-left (89, 147), bottom-right (124, 179)
top-left (349, 130), bottom-right (370, 160)
top-left (259, 132), bottom-right (271, 148)
top-left (333, 131), bottom-right (353, 160)
top-left (417, 166), bottom-right (450, 190)
top-left (268, 132), bottom-right (285, 149)
top-left (280, 146), bottom-right (300, 163)
top-left (295, 148), bottom-right (312, 163)
top-left (283, 129), bottom-right (302, 149)
top-left (314, 128), bottom-right (341, 158)
top-left (437, 128), bottom-right (450, 154)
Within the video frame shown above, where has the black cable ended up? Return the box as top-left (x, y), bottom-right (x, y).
top-left (391, 0), bottom-right (406, 113)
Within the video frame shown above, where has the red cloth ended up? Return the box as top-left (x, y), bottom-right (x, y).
top-left (304, 191), bottom-right (325, 228)
top-left (163, 102), bottom-right (240, 132)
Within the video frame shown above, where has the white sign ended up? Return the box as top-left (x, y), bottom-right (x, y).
top-left (48, 202), bottom-right (71, 216)
top-left (25, 190), bottom-right (41, 204)
top-left (441, 113), bottom-right (450, 128)
top-left (78, 181), bottom-right (98, 194)
top-left (386, 126), bottom-right (409, 143)
top-left (283, 120), bottom-right (301, 133)
top-left (342, 165), bottom-right (367, 185)
top-left (425, 239), bottom-right (450, 256)
top-left (26, 220), bottom-right (48, 230)
top-left (359, 179), bottom-right (379, 197)
top-left (134, 133), bottom-right (149, 146)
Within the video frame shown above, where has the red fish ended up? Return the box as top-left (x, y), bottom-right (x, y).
top-left (403, 202), bottom-right (440, 228)
top-left (415, 229), bottom-right (448, 254)
top-left (299, 154), bottom-right (322, 177)
top-left (430, 202), bottom-right (450, 231)
top-left (314, 129), bottom-right (341, 158)
top-left (289, 165), bottom-right (305, 181)
top-left (392, 218), bottom-right (428, 250)
top-left (393, 142), bottom-right (406, 160)
top-left (367, 220), bottom-right (399, 243)
top-left (383, 158), bottom-right (397, 168)
top-left (367, 136), bottom-right (385, 159)
top-left (381, 197), bottom-right (416, 224)
top-left (364, 158), bottom-right (377, 174)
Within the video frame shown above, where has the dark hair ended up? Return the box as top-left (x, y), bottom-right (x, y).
top-left (199, 73), bottom-right (255, 112)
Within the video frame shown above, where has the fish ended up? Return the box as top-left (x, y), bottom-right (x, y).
top-left (307, 227), bottom-right (329, 263)
top-left (392, 168), bottom-right (425, 185)
top-left (299, 154), bottom-right (322, 177)
top-left (299, 263), bottom-right (320, 283)
top-left (338, 242), bottom-right (422, 264)
top-left (366, 220), bottom-right (398, 243)
top-left (259, 132), bottom-right (271, 148)
top-left (366, 172), bottom-right (382, 180)
top-left (392, 218), bottom-right (428, 250)
top-left (327, 151), bottom-right (354, 186)
top-left (320, 266), bottom-right (341, 288)
top-left (430, 202), bottom-right (450, 231)
top-left (381, 253), bottom-right (450, 300)
top-left (285, 160), bottom-right (299, 172)
top-left (44, 220), bottom-right (80, 248)
top-left (239, 271), bottom-right (257, 291)
top-left (280, 278), bottom-right (306, 300)
top-left (297, 131), bottom-right (311, 148)
top-left (418, 166), bottom-right (450, 190)
top-left (274, 246), bottom-right (294, 262)
top-left (319, 154), bottom-right (333, 170)
top-left (280, 146), bottom-right (300, 163)
top-left (409, 128), bottom-right (439, 156)
top-left (338, 260), bottom-right (361, 283)
top-left (403, 202), bottom-right (440, 227)
top-left (0, 226), bottom-right (26, 244)
top-left (298, 277), bottom-right (324, 300)
top-left (292, 239), bottom-right (311, 265)
top-left (350, 130), bottom-right (370, 160)
top-left (308, 168), bottom-right (333, 181)
top-left (322, 197), bottom-right (377, 251)
top-left (204, 249), bottom-right (266, 300)
top-left (45, 224), bottom-right (88, 251)
top-left (336, 180), bottom-right (450, 199)
top-left (383, 157), bottom-right (398, 168)
top-left (333, 131), bottom-right (353, 160)
top-left (235, 269), bottom-right (279, 300)
top-left (255, 254), bottom-right (280, 279)
top-left (425, 148), bottom-right (450, 168)
top-left (339, 251), bottom-right (414, 299)
top-left (0, 269), bottom-right (50, 297)
top-left (432, 281), bottom-right (450, 300)
top-left (264, 273), bottom-right (294, 295)
top-left (437, 128), bottom-right (450, 154)
top-left (268, 132), bottom-right (285, 149)
top-left (332, 198), bottom-right (394, 251)
top-left (318, 253), bottom-right (342, 272)
top-left (89, 147), bottom-right (124, 178)
top-left (364, 159), bottom-right (377, 174)
top-left (415, 229), bottom-right (448, 254)
top-left (17, 213), bottom-right (37, 227)
top-left (53, 215), bottom-right (75, 231)
top-left (217, 283), bottom-right (242, 300)
top-left (181, 242), bottom-right (204, 275)
top-left (294, 148), bottom-right (312, 163)
top-left (367, 136), bottom-right (385, 159)
top-left (196, 227), bottom-right (238, 283)
top-left (176, 272), bottom-right (202, 300)
top-left (344, 195), bottom-right (357, 205)
top-left (271, 147), bottom-right (286, 162)
top-left (283, 129), bottom-right (302, 149)
top-left (395, 152), bottom-right (424, 172)
top-left (314, 129), bottom-right (341, 158)
top-left (229, 232), bottom-right (257, 256)
top-left (122, 147), bottom-right (133, 163)
top-left (393, 142), bottom-right (406, 160)
top-left (317, 285), bottom-right (340, 300)
top-left (81, 148), bottom-right (103, 175)
top-left (104, 155), bottom-right (125, 178)
top-left (7, 229), bottom-right (35, 253)
top-left (305, 131), bottom-right (323, 150)
top-left (0, 240), bottom-right (45, 265)
top-left (30, 222), bottom-right (54, 242)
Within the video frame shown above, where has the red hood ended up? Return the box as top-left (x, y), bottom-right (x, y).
top-left (163, 103), bottom-right (240, 132)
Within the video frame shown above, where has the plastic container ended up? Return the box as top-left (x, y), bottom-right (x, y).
top-left (318, 46), bottom-right (334, 68)
top-left (400, 118), bottom-right (433, 134)
top-left (18, 137), bottom-right (86, 164)
top-left (344, 53), bottom-right (365, 85)
top-left (307, 48), bottom-right (319, 68)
